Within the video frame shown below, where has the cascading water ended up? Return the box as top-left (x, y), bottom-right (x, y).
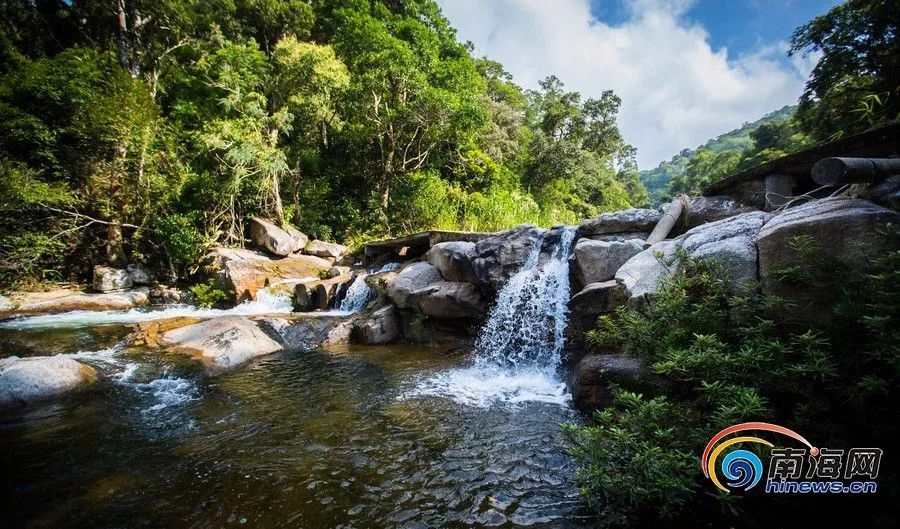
top-left (408, 226), bottom-right (577, 407)
top-left (333, 262), bottom-right (400, 313)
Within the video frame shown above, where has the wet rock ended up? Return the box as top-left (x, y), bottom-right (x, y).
top-left (572, 239), bottom-right (644, 285)
top-left (614, 239), bottom-right (680, 308)
top-left (685, 196), bottom-right (757, 229)
top-left (6, 289), bottom-right (149, 315)
top-left (566, 280), bottom-right (628, 344)
top-left (304, 240), bottom-right (348, 259)
top-left (568, 354), bottom-right (667, 413)
top-left (148, 284), bottom-right (184, 304)
top-left (472, 225), bottom-right (545, 292)
top-left (577, 208), bottom-right (661, 237)
top-left (0, 355), bottom-right (98, 406)
top-left (249, 217), bottom-right (306, 256)
top-left (218, 254), bottom-right (331, 302)
top-left (681, 211), bottom-right (771, 289)
top-left (414, 281), bottom-right (486, 319)
top-left (325, 265), bottom-right (352, 279)
top-left (125, 263), bottom-right (154, 285)
top-left (858, 175), bottom-right (900, 211)
top-left (160, 316), bottom-right (284, 374)
top-left (586, 232), bottom-right (650, 242)
top-left (426, 241), bottom-right (477, 283)
top-left (352, 305), bottom-right (400, 344)
top-left (294, 275), bottom-right (352, 311)
top-left (758, 198), bottom-right (899, 322)
top-left (258, 313), bottom-right (356, 348)
top-left (385, 262), bottom-right (442, 310)
top-left (93, 266), bottom-right (132, 292)
top-left (129, 316), bottom-right (201, 347)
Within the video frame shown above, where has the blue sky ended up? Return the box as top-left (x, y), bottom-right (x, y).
top-left (438, 0), bottom-right (840, 168)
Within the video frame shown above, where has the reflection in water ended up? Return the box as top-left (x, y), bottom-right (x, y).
top-left (1, 338), bottom-right (591, 527)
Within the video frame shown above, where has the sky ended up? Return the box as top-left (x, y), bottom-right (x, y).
top-left (435, 0), bottom-right (841, 170)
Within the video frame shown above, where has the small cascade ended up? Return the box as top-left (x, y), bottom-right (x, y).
top-left (334, 262), bottom-right (400, 313)
top-left (407, 226), bottom-right (577, 407)
top-left (0, 284), bottom-right (296, 330)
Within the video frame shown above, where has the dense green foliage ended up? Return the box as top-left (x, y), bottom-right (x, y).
top-left (566, 240), bottom-right (899, 526)
top-left (0, 0), bottom-right (644, 288)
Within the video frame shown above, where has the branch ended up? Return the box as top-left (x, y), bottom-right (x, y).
top-left (39, 205), bottom-right (142, 230)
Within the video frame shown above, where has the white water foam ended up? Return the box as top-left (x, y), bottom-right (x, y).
top-left (409, 227), bottom-right (576, 407)
top-left (332, 262), bottom-right (400, 314)
top-left (134, 374), bottom-right (199, 412)
top-left (0, 286), bottom-right (295, 330)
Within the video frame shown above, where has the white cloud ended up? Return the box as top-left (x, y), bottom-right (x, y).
top-left (436, 0), bottom-right (812, 169)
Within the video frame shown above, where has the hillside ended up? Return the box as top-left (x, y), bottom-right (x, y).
top-left (639, 105), bottom-right (796, 204)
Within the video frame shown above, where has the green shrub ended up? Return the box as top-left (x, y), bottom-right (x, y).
top-left (189, 279), bottom-right (229, 308)
top-left (567, 243), bottom-right (899, 526)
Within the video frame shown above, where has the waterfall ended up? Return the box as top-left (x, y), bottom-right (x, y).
top-left (334, 262), bottom-right (400, 313)
top-left (406, 226), bottom-right (576, 407)
top-left (473, 226), bottom-right (576, 371)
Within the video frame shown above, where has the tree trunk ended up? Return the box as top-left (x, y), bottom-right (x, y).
top-left (106, 223), bottom-right (126, 267)
top-left (107, 143), bottom-right (128, 266)
top-left (115, 0), bottom-right (130, 70)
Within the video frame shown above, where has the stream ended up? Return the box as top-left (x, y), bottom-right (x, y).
top-left (1, 228), bottom-right (592, 528)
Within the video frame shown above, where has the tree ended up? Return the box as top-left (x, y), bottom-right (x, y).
top-left (790, 0), bottom-right (900, 139)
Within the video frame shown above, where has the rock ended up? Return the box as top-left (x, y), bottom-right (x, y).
top-left (148, 285), bottom-right (184, 304)
top-left (284, 224), bottom-right (310, 250)
top-left (858, 175), bottom-right (900, 211)
top-left (568, 354), bottom-right (667, 413)
top-left (7, 289), bottom-right (149, 315)
top-left (208, 247), bottom-right (271, 268)
top-left (92, 266), bottom-right (132, 292)
top-left (472, 225), bottom-right (545, 291)
top-left (0, 294), bottom-right (13, 312)
top-left (257, 313), bottom-right (356, 348)
top-left (573, 238), bottom-right (644, 285)
top-left (680, 211), bottom-right (771, 289)
top-left (248, 217), bottom-right (306, 256)
top-left (0, 356), bottom-right (98, 406)
top-left (566, 280), bottom-right (628, 344)
top-left (125, 263), bottom-right (154, 285)
top-left (577, 208), bottom-right (661, 237)
top-left (399, 312), bottom-right (472, 346)
top-left (414, 281), bottom-right (486, 319)
top-left (129, 316), bottom-right (201, 347)
top-left (304, 239), bottom-right (348, 259)
top-left (758, 198), bottom-right (899, 321)
top-left (614, 239), bottom-right (680, 308)
top-left (325, 265), bottom-right (352, 279)
top-left (293, 275), bottom-right (351, 311)
top-left (586, 232), bottom-right (650, 242)
top-left (219, 254), bottom-right (331, 302)
top-left (385, 262), bottom-right (442, 309)
top-left (426, 241), bottom-right (477, 283)
top-left (685, 196), bottom-right (757, 229)
top-left (160, 316), bottom-right (284, 374)
top-left (352, 305), bottom-right (400, 344)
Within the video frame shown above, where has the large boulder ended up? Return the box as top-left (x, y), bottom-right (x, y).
top-left (92, 266), bottom-right (132, 292)
top-left (304, 240), bottom-right (348, 259)
top-left (257, 313), bottom-right (355, 349)
top-left (385, 262), bottom-right (442, 309)
top-left (614, 239), bottom-right (680, 308)
top-left (472, 225), bottom-right (545, 291)
top-left (568, 354), bottom-right (667, 413)
top-left (414, 281), bottom-right (486, 319)
top-left (160, 316), bottom-right (284, 374)
top-left (0, 356), bottom-right (98, 406)
top-left (758, 198), bottom-right (899, 320)
top-left (577, 208), bottom-right (661, 237)
top-left (585, 232), bottom-right (650, 243)
top-left (426, 241), bottom-right (477, 283)
top-left (566, 280), bottom-right (628, 344)
top-left (573, 238), bottom-right (644, 285)
top-left (684, 196), bottom-right (757, 229)
top-left (5, 289), bottom-right (149, 315)
top-left (218, 254), bottom-right (331, 302)
top-left (680, 211), bottom-right (771, 289)
top-left (249, 217), bottom-right (306, 256)
top-left (352, 305), bottom-right (400, 344)
top-left (293, 275), bottom-right (352, 311)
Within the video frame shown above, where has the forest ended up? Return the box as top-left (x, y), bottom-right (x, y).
top-left (0, 0), bottom-right (649, 288)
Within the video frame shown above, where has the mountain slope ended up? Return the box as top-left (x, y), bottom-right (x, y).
top-left (639, 105), bottom-right (796, 203)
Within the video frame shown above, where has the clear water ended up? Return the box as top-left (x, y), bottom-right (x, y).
top-left (0, 331), bottom-right (590, 528)
top-left (411, 227), bottom-right (576, 406)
